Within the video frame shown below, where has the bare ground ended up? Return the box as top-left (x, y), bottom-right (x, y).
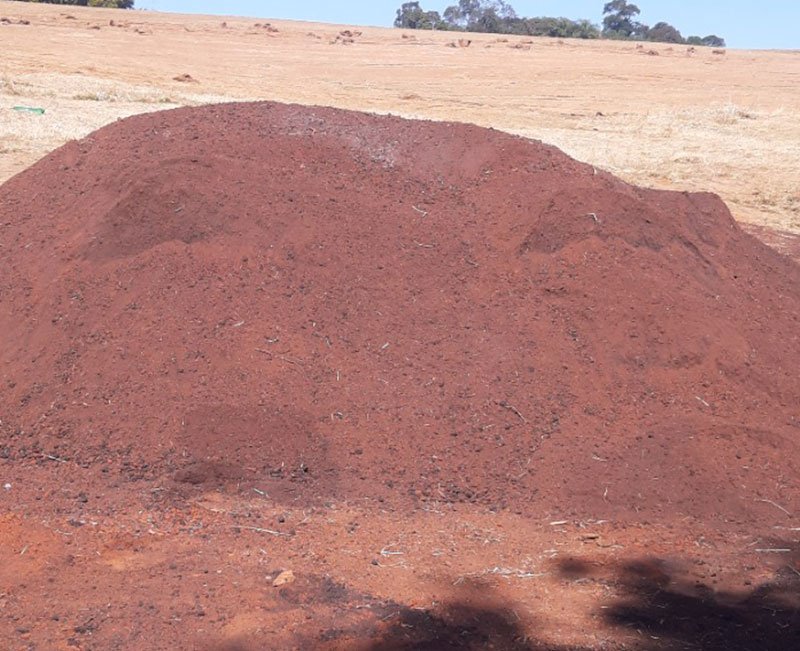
top-left (0, 0), bottom-right (799, 237)
top-left (2, 5), bottom-right (800, 651)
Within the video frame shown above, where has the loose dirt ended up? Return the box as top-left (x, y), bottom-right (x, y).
top-left (1, 0), bottom-right (799, 241)
top-left (1, 102), bottom-right (799, 649)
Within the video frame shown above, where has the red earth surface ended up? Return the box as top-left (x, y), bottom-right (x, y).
top-left (1, 102), bottom-right (799, 650)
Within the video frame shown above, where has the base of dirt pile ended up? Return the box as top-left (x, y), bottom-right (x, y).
top-left (1, 102), bottom-right (799, 649)
top-left (742, 223), bottom-right (800, 263)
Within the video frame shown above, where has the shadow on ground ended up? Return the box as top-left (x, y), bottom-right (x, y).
top-left (350, 545), bottom-right (800, 651)
top-left (590, 552), bottom-right (800, 650)
top-left (208, 543), bottom-right (800, 651)
top-left (348, 590), bottom-right (539, 651)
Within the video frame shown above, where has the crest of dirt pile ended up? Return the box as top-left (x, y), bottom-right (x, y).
top-left (1, 102), bottom-right (799, 526)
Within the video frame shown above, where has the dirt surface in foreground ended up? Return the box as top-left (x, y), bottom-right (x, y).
top-left (0, 0), bottom-right (799, 242)
top-left (1, 102), bottom-right (799, 649)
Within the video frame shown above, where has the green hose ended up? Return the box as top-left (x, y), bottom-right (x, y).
top-left (12, 106), bottom-right (46, 115)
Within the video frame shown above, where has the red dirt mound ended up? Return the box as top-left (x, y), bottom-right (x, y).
top-left (1, 102), bottom-right (799, 527)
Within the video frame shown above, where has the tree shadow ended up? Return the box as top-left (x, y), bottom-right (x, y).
top-left (350, 595), bottom-right (540, 650)
top-left (205, 543), bottom-right (800, 650)
top-left (345, 544), bottom-right (800, 650)
top-left (593, 551), bottom-right (800, 650)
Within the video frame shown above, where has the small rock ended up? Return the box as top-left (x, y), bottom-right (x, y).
top-left (272, 569), bottom-right (295, 587)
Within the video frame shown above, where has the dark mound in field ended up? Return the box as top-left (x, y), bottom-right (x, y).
top-left (1, 102), bottom-right (799, 525)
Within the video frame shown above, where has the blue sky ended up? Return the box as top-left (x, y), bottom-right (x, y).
top-left (136, 1), bottom-right (798, 50)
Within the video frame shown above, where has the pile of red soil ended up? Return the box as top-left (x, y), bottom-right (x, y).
top-left (1, 102), bottom-right (799, 526)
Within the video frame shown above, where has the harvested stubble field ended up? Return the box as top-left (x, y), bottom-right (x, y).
top-left (1, 3), bottom-right (800, 651)
top-left (1, 1), bottom-right (799, 241)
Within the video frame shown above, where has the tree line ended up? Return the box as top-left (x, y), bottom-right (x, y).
top-left (395, 0), bottom-right (725, 47)
top-left (10, 1), bottom-right (134, 8)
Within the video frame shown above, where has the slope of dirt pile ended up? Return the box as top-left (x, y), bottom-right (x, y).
top-left (1, 102), bottom-right (799, 528)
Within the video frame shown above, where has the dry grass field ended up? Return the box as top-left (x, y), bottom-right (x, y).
top-left (1, 0), bottom-right (799, 240)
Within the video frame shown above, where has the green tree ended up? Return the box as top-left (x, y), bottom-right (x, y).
top-left (391, 0), bottom-right (608, 40)
top-left (646, 21), bottom-right (684, 43)
top-left (701, 34), bottom-right (726, 47)
top-left (443, 0), bottom-right (482, 29)
top-left (443, 0), bottom-right (517, 30)
top-left (514, 16), bottom-right (599, 39)
top-left (602, 0), bottom-right (644, 38)
top-left (394, 2), bottom-right (445, 29)
top-left (572, 19), bottom-right (602, 39)
top-left (687, 34), bottom-right (726, 47)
